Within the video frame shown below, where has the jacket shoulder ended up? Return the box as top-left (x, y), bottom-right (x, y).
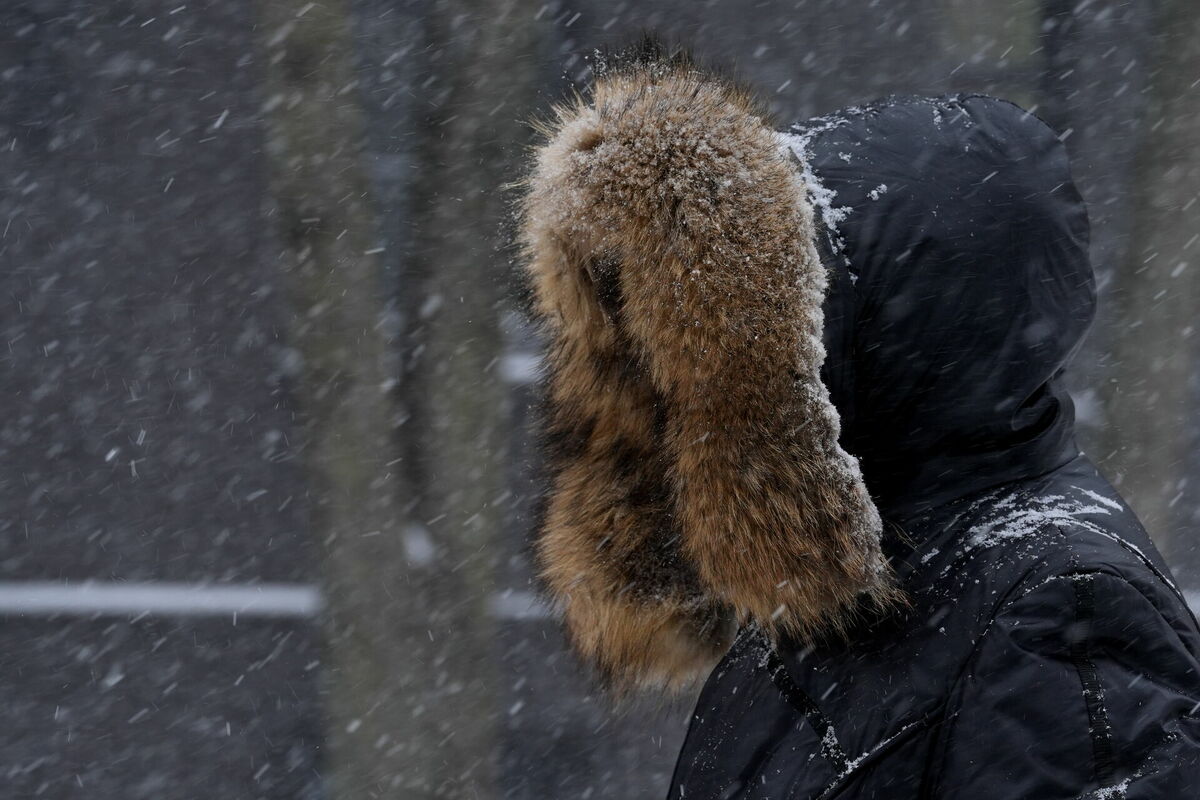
top-left (918, 462), bottom-right (1200, 795)
top-left (914, 458), bottom-right (1183, 611)
top-left (929, 566), bottom-right (1200, 797)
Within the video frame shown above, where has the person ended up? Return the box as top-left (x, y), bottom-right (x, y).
top-left (519, 41), bottom-right (1200, 798)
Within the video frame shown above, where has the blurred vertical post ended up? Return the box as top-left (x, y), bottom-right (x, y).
top-left (256, 1), bottom-right (413, 796)
top-left (1100, 0), bottom-right (1200, 577)
top-left (393, 0), bottom-right (540, 792)
top-left (257, 0), bottom-right (539, 797)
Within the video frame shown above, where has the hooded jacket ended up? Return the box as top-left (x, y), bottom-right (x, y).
top-left (521, 52), bottom-right (1200, 798)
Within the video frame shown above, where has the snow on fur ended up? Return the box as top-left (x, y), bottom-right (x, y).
top-left (520, 52), bottom-right (896, 691)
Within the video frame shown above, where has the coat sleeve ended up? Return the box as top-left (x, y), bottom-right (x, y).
top-left (931, 570), bottom-right (1200, 799)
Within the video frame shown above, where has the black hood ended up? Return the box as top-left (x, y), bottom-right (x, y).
top-left (783, 94), bottom-right (1097, 521)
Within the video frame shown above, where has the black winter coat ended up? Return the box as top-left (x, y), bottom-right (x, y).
top-left (668, 96), bottom-right (1200, 799)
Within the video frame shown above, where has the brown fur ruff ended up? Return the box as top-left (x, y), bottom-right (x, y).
top-left (519, 54), bottom-right (897, 691)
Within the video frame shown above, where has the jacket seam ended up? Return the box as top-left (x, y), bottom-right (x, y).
top-left (1067, 573), bottom-right (1116, 785)
top-left (764, 645), bottom-right (849, 772)
top-left (815, 712), bottom-right (940, 800)
top-left (768, 643), bottom-right (944, 799)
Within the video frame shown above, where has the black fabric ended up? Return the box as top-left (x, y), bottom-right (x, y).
top-left (667, 95), bottom-right (1200, 799)
top-left (810, 94), bottom-right (1096, 521)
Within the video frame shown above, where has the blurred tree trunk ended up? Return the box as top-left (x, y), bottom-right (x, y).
top-left (392, 0), bottom-right (541, 792)
top-left (1099, 0), bottom-right (1200, 578)
top-left (257, 0), bottom-right (539, 797)
top-left (256, 2), bottom-right (415, 796)
top-left (1034, 0), bottom-right (1156, 455)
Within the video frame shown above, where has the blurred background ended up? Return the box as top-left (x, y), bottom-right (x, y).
top-left (2, 0), bottom-right (1198, 797)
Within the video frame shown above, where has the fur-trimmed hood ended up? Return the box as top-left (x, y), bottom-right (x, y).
top-left (664, 93), bottom-right (1189, 799)
top-left (519, 50), bottom-right (895, 690)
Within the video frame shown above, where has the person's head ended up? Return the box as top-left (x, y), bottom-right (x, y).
top-left (784, 96), bottom-right (1097, 520)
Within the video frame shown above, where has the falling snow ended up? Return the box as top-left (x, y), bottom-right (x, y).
top-left (3, 2), bottom-right (1200, 798)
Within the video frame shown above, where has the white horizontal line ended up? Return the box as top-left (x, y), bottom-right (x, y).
top-left (0, 582), bottom-right (322, 619)
top-left (5, 582), bottom-right (1190, 625)
top-left (0, 582), bottom-right (560, 622)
